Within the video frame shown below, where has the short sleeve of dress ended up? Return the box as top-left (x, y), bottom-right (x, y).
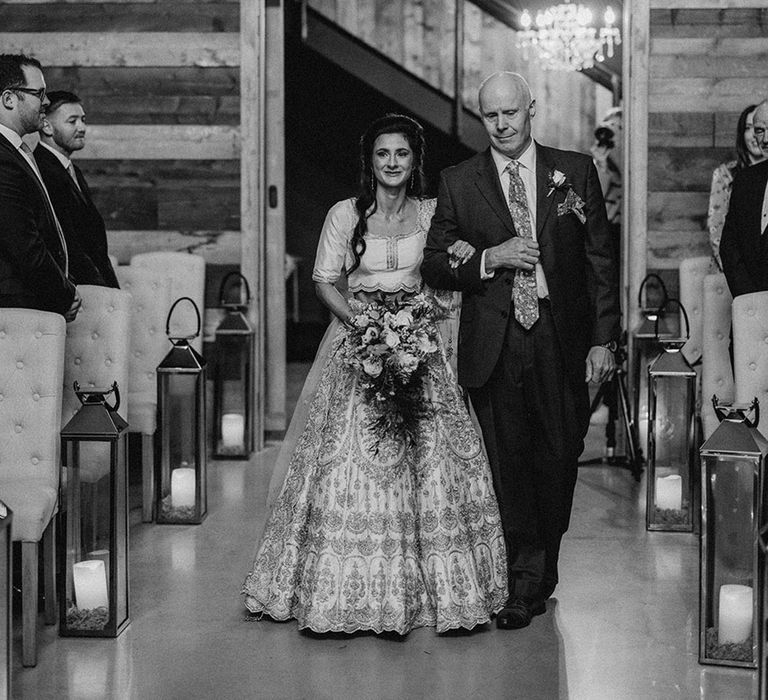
top-left (312, 199), bottom-right (356, 284)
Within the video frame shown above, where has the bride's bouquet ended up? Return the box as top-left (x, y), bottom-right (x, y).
top-left (343, 293), bottom-right (443, 449)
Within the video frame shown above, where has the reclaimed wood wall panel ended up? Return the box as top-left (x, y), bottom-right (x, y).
top-left (645, 6), bottom-right (768, 280)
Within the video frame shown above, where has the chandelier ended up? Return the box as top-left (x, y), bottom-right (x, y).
top-left (518, 1), bottom-right (621, 72)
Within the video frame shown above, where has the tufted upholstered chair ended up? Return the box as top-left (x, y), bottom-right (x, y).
top-left (701, 274), bottom-right (734, 439)
top-left (679, 256), bottom-right (713, 368)
top-left (0, 309), bottom-right (65, 666)
top-left (115, 266), bottom-right (172, 521)
top-left (129, 252), bottom-right (206, 355)
top-left (732, 292), bottom-right (768, 415)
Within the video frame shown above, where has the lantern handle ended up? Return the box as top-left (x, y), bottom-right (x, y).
top-left (165, 296), bottom-right (201, 340)
top-left (73, 380), bottom-right (120, 412)
top-left (638, 273), bottom-right (669, 309)
top-left (218, 271), bottom-right (251, 307)
top-left (654, 297), bottom-right (690, 342)
top-left (711, 395), bottom-right (759, 427)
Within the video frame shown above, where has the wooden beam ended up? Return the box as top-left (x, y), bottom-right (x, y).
top-left (1, 33), bottom-right (239, 67)
top-left (651, 0), bottom-right (766, 8)
top-left (241, 0), bottom-right (266, 448)
top-left (75, 125), bottom-right (240, 159)
top-left (106, 230), bottom-right (241, 264)
top-left (652, 37), bottom-right (768, 56)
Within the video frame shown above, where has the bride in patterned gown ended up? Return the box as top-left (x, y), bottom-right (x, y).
top-left (242, 114), bottom-right (507, 634)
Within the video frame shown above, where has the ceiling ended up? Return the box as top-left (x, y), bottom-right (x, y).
top-left (473, 0), bottom-right (623, 92)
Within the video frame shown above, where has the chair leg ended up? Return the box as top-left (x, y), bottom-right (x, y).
top-left (142, 432), bottom-right (155, 522)
top-left (42, 520), bottom-right (56, 625)
top-left (21, 542), bottom-right (38, 667)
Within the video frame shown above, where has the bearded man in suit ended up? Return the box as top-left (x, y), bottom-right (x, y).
top-left (0, 53), bottom-right (80, 319)
top-left (720, 98), bottom-right (768, 297)
top-left (35, 91), bottom-right (119, 288)
top-left (422, 71), bottom-right (621, 629)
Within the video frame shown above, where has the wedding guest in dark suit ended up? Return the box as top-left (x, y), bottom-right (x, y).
top-left (422, 71), bottom-right (621, 629)
top-left (36, 91), bottom-right (119, 288)
top-left (0, 54), bottom-right (80, 319)
top-left (720, 99), bottom-right (768, 298)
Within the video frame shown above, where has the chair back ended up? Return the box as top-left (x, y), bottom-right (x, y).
top-left (732, 291), bottom-right (768, 415)
top-left (678, 256), bottom-right (714, 367)
top-left (0, 309), bottom-right (65, 485)
top-left (701, 274), bottom-right (734, 439)
top-left (129, 252), bottom-right (206, 354)
top-left (115, 266), bottom-right (172, 434)
top-left (62, 285), bottom-right (132, 427)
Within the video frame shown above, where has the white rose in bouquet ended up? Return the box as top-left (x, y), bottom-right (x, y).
top-left (383, 329), bottom-right (401, 348)
top-left (392, 309), bottom-right (414, 328)
top-left (362, 358), bottom-right (383, 377)
top-left (395, 351), bottom-right (419, 374)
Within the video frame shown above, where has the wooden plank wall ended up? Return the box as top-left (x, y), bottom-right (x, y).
top-left (309, 0), bottom-right (599, 152)
top-left (647, 7), bottom-right (768, 282)
top-left (0, 3), bottom-right (242, 273)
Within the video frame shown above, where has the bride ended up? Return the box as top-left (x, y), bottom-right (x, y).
top-left (242, 114), bottom-right (507, 634)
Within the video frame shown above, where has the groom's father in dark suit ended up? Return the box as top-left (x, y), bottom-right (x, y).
top-left (721, 99), bottom-right (768, 297)
top-left (422, 72), bottom-right (621, 629)
top-left (36, 91), bottom-right (119, 288)
top-left (0, 54), bottom-right (80, 318)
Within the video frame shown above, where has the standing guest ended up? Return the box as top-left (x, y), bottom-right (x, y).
top-left (422, 71), bottom-right (621, 629)
top-left (708, 103), bottom-right (766, 271)
top-left (0, 54), bottom-right (80, 319)
top-left (720, 99), bottom-right (768, 296)
top-left (243, 114), bottom-right (507, 635)
top-left (36, 91), bottom-right (119, 288)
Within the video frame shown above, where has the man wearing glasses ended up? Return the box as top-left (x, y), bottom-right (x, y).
top-left (0, 54), bottom-right (80, 319)
top-left (721, 99), bottom-right (768, 298)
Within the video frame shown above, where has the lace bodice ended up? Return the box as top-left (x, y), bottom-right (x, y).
top-left (312, 198), bottom-right (436, 294)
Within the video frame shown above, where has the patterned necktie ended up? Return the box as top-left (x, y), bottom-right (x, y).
top-left (19, 142), bottom-right (70, 276)
top-left (67, 162), bottom-right (82, 192)
top-left (506, 160), bottom-right (539, 329)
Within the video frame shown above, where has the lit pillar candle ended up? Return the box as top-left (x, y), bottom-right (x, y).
top-left (718, 584), bottom-right (753, 644)
top-left (73, 560), bottom-right (109, 610)
top-left (655, 474), bottom-right (682, 510)
top-left (221, 413), bottom-right (245, 448)
top-left (171, 467), bottom-right (196, 508)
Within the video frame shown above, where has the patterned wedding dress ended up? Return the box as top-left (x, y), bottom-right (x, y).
top-left (242, 198), bottom-right (507, 634)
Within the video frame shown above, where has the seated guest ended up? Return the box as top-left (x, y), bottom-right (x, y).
top-left (35, 91), bottom-right (119, 287)
top-left (0, 54), bottom-right (80, 319)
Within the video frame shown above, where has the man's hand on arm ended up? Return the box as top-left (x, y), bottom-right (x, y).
top-left (484, 237), bottom-right (539, 273)
top-left (64, 288), bottom-right (82, 323)
top-left (585, 345), bottom-right (616, 384)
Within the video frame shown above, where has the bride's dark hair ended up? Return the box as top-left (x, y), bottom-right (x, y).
top-left (348, 113), bottom-right (426, 274)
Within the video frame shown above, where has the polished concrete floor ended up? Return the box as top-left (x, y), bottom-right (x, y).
top-left (12, 368), bottom-right (759, 699)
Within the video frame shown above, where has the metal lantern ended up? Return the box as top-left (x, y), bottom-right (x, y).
top-left (632, 273), bottom-right (676, 458)
top-left (759, 516), bottom-right (768, 696)
top-left (646, 299), bottom-right (697, 532)
top-left (699, 398), bottom-right (767, 668)
top-left (213, 272), bottom-right (255, 459)
top-left (0, 502), bottom-right (10, 698)
top-left (59, 382), bottom-right (130, 637)
top-left (156, 297), bottom-right (207, 524)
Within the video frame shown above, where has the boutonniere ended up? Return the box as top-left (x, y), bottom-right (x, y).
top-left (547, 169), bottom-right (586, 224)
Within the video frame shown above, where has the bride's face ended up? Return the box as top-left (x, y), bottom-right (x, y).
top-left (371, 133), bottom-right (414, 191)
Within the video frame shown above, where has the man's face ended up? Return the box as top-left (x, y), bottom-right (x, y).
top-left (16, 65), bottom-right (48, 135)
top-left (751, 104), bottom-right (768, 156)
top-left (44, 102), bottom-right (87, 155)
top-left (479, 76), bottom-right (535, 160)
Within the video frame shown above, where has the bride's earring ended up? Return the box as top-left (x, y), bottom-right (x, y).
top-left (370, 167), bottom-right (375, 192)
top-left (409, 171), bottom-right (415, 191)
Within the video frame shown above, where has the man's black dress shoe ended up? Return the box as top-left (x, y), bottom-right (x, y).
top-left (496, 597), bottom-right (546, 630)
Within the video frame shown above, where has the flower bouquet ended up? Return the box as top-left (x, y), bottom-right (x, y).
top-left (343, 293), bottom-right (443, 449)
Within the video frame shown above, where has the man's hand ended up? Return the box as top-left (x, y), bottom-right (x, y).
top-left (485, 237), bottom-right (539, 272)
top-left (585, 345), bottom-right (616, 384)
top-left (447, 239), bottom-right (476, 269)
top-left (64, 289), bottom-right (82, 323)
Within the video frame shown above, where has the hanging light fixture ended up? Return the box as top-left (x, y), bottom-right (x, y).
top-left (518, 0), bottom-right (621, 72)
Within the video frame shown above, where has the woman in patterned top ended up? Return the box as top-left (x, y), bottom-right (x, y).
top-left (242, 114), bottom-right (507, 635)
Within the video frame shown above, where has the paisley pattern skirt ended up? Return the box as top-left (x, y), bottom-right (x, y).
top-left (242, 325), bottom-right (507, 635)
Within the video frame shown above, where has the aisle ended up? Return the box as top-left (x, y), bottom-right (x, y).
top-left (12, 398), bottom-right (758, 699)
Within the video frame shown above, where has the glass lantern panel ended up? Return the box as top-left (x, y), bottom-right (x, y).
top-left (165, 374), bottom-right (200, 469)
top-left (115, 435), bottom-right (128, 627)
top-left (703, 454), bottom-right (758, 664)
top-left (0, 516), bottom-right (9, 694)
top-left (63, 440), bottom-right (113, 631)
top-left (216, 335), bottom-right (249, 455)
top-left (633, 341), bottom-right (659, 456)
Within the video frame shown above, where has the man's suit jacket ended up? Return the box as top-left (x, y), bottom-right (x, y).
top-left (0, 133), bottom-right (76, 314)
top-left (720, 159), bottom-right (768, 297)
top-left (34, 145), bottom-right (119, 288)
top-left (422, 143), bottom-right (621, 389)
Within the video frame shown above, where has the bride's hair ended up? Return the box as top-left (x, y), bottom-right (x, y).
top-left (349, 113), bottom-right (426, 274)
